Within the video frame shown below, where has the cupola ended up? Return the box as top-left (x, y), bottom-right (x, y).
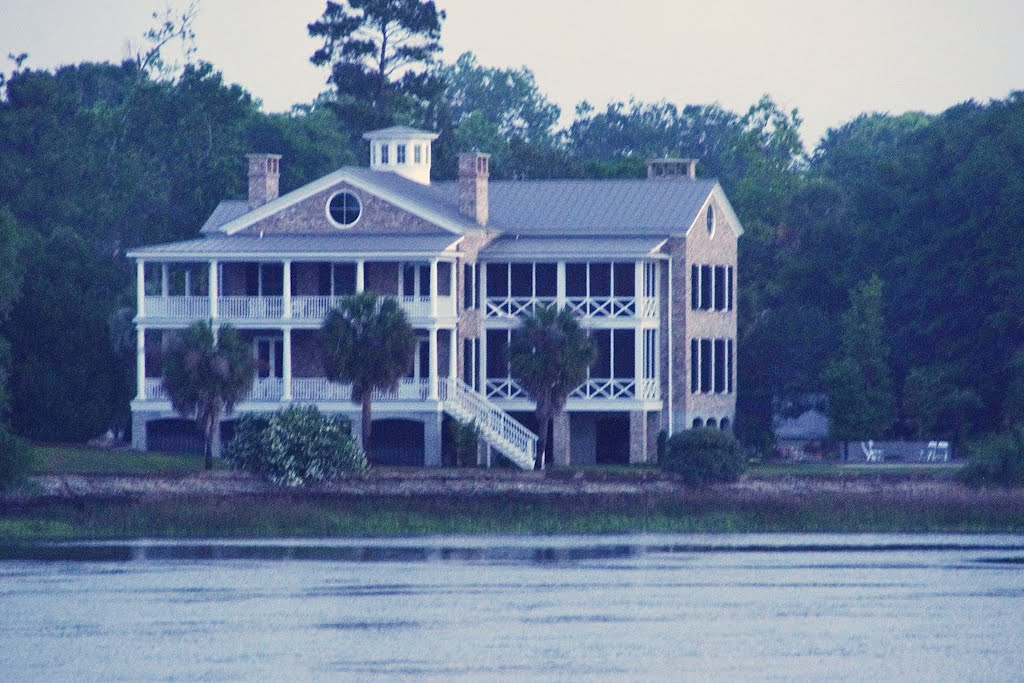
top-left (362, 126), bottom-right (439, 185)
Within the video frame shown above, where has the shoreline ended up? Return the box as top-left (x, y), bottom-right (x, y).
top-left (3, 469), bottom-right (1022, 540)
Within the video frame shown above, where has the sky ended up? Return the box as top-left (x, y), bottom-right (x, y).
top-left (2, 0), bottom-right (1023, 148)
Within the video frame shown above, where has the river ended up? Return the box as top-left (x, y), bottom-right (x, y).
top-left (2, 534), bottom-right (1023, 680)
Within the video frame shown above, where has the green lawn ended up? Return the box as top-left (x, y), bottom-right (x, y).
top-left (30, 445), bottom-right (227, 475)
top-left (747, 461), bottom-right (963, 479)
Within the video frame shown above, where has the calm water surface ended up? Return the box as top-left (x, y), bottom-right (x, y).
top-left (2, 534), bottom-right (1023, 681)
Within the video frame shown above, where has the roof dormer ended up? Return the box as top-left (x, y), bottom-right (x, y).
top-left (362, 126), bottom-right (439, 186)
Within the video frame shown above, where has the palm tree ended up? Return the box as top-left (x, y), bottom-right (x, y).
top-left (510, 304), bottom-right (596, 470)
top-left (162, 321), bottom-right (254, 470)
top-left (320, 292), bottom-right (417, 458)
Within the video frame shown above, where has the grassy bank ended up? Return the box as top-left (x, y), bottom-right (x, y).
top-left (30, 445), bottom-right (227, 475)
top-left (3, 486), bottom-right (1023, 541)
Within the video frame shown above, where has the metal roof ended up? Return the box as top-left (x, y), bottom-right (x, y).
top-left (362, 126), bottom-right (439, 140)
top-left (200, 200), bottom-right (250, 233)
top-left (127, 233), bottom-right (462, 259)
top-left (433, 178), bottom-right (718, 235)
top-left (480, 236), bottom-right (667, 259)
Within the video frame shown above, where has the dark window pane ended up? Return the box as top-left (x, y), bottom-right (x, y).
top-left (727, 267), bottom-right (734, 311)
top-left (463, 265), bottom-right (474, 309)
top-left (535, 263), bottom-right (557, 297)
top-left (727, 339), bottom-right (734, 393)
top-left (510, 263), bottom-right (532, 297)
top-left (486, 329), bottom-right (508, 378)
top-left (700, 265), bottom-right (712, 310)
top-left (714, 339), bottom-right (726, 392)
top-left (418, 339), bottom-right (429, 379)
top-left (463, 339), bottom-right (473, 387)
top-left (589, 262), bottom-right (611, 297)
top-left (565, 263), bottom-right (587, 297)
top-left (487, 263), bottom-right (508, 298)
top-left (262, 264), bottom-right (283, 296)
top-left (613, 262), bottom-right (635, 297)
top-left (613, 329), bottom-right (635, 378)
top-left (245, 264), bottom-right (259, 296)
top-left (690, 339), bottom-right (699, 393)
top-left (691, 265), bottom-right (699, 309)
top-left (700, 339), bottom-right (712, 393)
top-left (714, 266), bottom-right (726, 311)
top-left (592, 330), bottom-right (611, 377)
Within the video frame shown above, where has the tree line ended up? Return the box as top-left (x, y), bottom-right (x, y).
top-left (0, 0), bottom-right (1021, 453)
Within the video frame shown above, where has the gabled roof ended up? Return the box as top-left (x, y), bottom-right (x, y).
top-left (480, 236), bottom-right (667, 260)
top-left (433, 178), bottom-right (720, 236)
top-left (204, 167), bottom-right (482, 236)
top-left (127, 233), bottom-right (462, 260)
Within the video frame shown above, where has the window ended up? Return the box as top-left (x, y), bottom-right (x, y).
top-left (244, 263), bottom-right (283, 296)
top-left (327, 191), bottom-right (362, 227)
top-left (589, 263), bottom-right (611, 297)
top-left (690, 339), bottom-right (699, 393)
top-left (371, 145), bottom-right (376, 165)
top-left (700, 265), bottom-right (712, 310)
top-left (381, 144), bottom-right (389, 164)
top-left (565, 263), bottom-right (587, 297)
top-left (591, 330), bottom-right (611, 377)
top-left (643, 329), bottom-right (657, 380)
top-left (727, 339), bottom-right (734, 393)
top-left (613, 329), bottom-right (635, 378)
top-left (690, 265), bottom-right (699, 310)
top-left (714, 339), bottom-right (726, 393)
top-left (402, 263), bottom-right (430, 297)
top-left (727, 267), bottom-right (734, 311)
top-left (397, 144), bottom-right (406, 164)
top-left (414, 145), bottom-right (422, 164)
top-left (714, 266), bottom-right (726, 311)
top-left (706, 204), bottom-right (715, 235)
top-left (437, 262), bottom-right (452, 296)
top-left (331, 263), bottom-right (356, 295)
top-left (700, 339), bottom-right (712, 393)
top-left (463, 264), bottom-right (475, 309)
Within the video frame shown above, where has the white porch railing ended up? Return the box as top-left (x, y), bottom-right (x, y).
top-left (143, 296), bottom-right (209, 319)
top-left (485, 378), bottom-right (528, 400)
top-left (218, 296), bottom-right (283, 319)
top-left (249, 378), bottom-right (284, 401)
top-left (485, 296), bottom-right (557, 319)
top-left (144, 377), bottom-right (168, 400)
top-left (440, 378), bottom-right (536, 469)
top-left (484, 296), bottom-right (658, 320)
top-left (291, 378), bottom-right (431, 402)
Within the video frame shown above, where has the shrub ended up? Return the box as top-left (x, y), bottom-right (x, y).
top-left (661, 427), bottom-right (744, 486)
top-left (0, 426), bottom-right (33, 491)
top-left (960, 429), bottom-right (1024, 487)
top-left (444, 416), bottom-right (480, 467)
top-left (226, 406), bottom-right (367, 486)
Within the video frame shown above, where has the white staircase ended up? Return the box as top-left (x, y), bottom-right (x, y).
top-left (440, 378), bottom-right (537, 470)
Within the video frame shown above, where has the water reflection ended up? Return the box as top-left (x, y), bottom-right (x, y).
top-left (2, 534), bottom-right (1024, 680)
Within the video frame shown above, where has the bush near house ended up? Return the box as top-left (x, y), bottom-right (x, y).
top-left (959, 428), bottom-right (1024, 488)
top-left (0, 426), bottom-right (33, 491)
top-left (226, 407), bottom-right (367, 486)
top-left (444, 416), bottom-right (480, 467)
top-left (661, 428), bottom-right (744, 486)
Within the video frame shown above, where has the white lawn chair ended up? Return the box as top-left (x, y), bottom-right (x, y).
top-left (861, 440), bottom-right (884, 462)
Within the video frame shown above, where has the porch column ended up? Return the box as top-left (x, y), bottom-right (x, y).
top-left (136, 326), bottom-right (146, 400)
top-left (282, 260), bottom-right (292, 319)
top-left (209, 260), bottom-right (219, 319)
top-left (136, 260), bottom-right (146, 317)
top-left (429, 259), bottom-right (439, 317)
top-left (450, 261), bottom-right (456, 314)
top-left (556, 261), bottom-right (566, 311)
top-left (282, 328), bottom-right (292, 400)
top-left (635, 261), bottom-right (645, 315)
top-left (356, 260), bottom-right (365, 293)
top-left (161, 264), bottom-right (169, 298)
top-left (428, 326), bottom-right (439, 399)
top-left (448, 329), bottom-right (457, 379)
top-left (479, 262), bottom-right (488, 317)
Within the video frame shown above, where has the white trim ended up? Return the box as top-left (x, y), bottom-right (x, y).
top-left (128, 244), bottom-right (464, 261)
top-left (683, 183), bottom-right (745, 238)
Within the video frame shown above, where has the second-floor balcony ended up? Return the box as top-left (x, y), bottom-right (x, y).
top-left (484, 377), bottom-right (659, 402)
top-left (142, 377), bottom-right (433, 403)
top-left (141, 293), bottom-right (455, 322)
top-left (484, 295), bottom-right (658, 320)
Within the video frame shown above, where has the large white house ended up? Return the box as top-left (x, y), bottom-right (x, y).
top-left (127, 127), bottom-right (741, 468)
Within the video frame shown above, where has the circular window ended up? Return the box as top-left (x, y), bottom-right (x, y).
top-left (706, 205), bottom-right (715, 235)
top-left (327, 191), bottom-right (362, 227)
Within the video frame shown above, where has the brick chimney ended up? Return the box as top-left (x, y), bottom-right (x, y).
top-left (647, 158), bottom-right (697, 180)
top-left (458, 152), bottom-right (489, 226)
top-left (246, 153), bottom-right (282, 208)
